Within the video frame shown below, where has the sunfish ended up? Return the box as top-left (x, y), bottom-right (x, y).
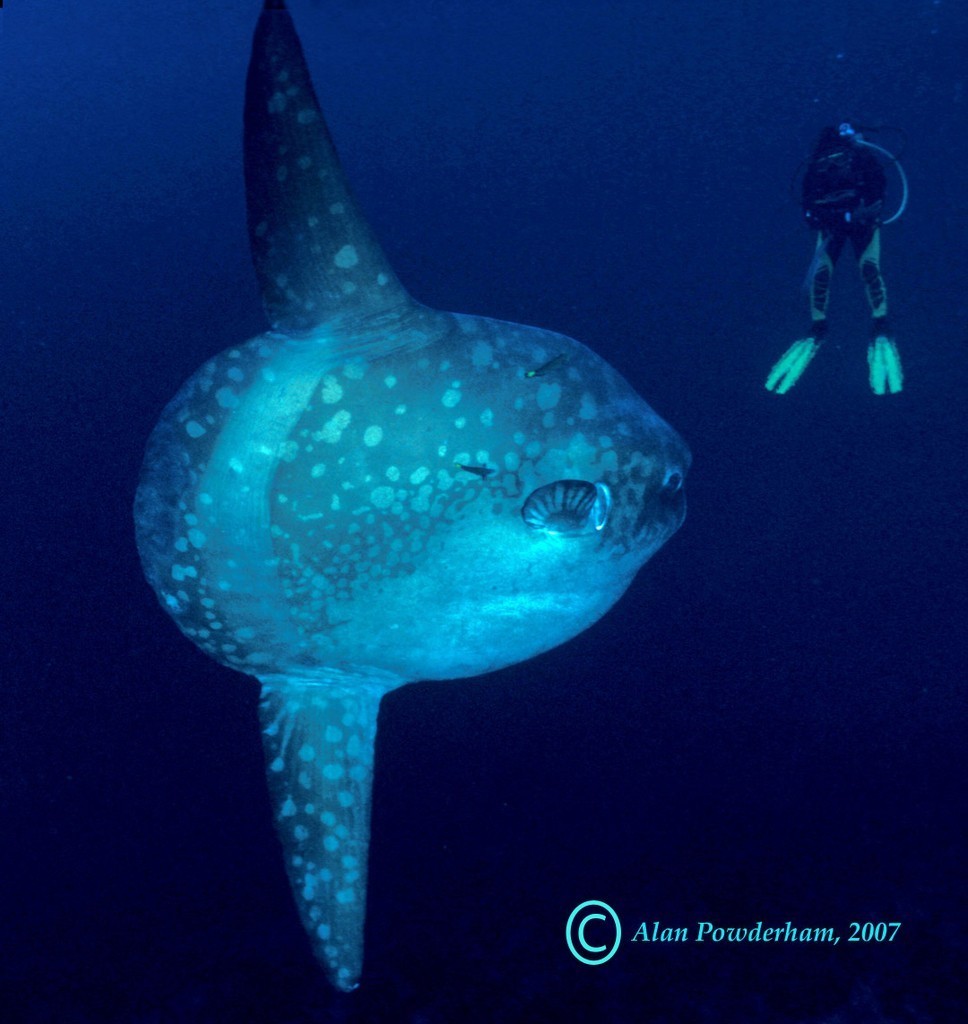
top-left (134, 0), bottom-right (690, 992)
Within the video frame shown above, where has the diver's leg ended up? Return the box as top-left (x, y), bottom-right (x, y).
top-left (809, 232), bottom-right (838, 335)
top-left (857, 228), bottom-right (903, 394)
top-left (857, 227), bottom-right (888, 326)
top-left (765, 233), bottom-right (836, 393)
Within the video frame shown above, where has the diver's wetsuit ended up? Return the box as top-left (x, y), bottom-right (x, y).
top-left (801, 128), bottom-right (888, 337)
top-left (765, 126), bottom-right (903, 395)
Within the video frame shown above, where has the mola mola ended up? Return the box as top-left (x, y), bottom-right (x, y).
top-left (134, 0), bottom-right (689, 992)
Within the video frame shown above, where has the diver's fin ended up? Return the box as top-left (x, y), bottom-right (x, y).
top-left (765, 338), bottom-right (820, 394)
top-left (867, 335), bottom-right (904, 395)
top-left (244, 2), bottom-right (409, 332)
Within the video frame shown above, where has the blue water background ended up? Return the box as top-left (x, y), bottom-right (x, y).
top-left (2, 1), bottom-right (965, 1020)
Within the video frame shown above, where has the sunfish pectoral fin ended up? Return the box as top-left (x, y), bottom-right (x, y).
top-left (245, 1), bottom-right (409, 332)
top-left (521, 480), bottom-right (611, 536)
top-left (258, 679), bottom-right (384, 992)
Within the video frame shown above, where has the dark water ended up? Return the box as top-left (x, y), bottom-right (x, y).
top-left (2, 1), bottom-right (965, 1021)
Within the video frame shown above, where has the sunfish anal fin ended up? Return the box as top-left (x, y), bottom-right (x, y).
top-left (259, 679), bottom-right (385, 992)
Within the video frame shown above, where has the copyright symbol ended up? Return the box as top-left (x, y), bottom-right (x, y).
top-left (565, 900), bottom-right (622, 965)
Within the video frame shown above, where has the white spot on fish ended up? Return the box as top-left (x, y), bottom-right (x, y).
top-left (580, 393), bottom-right (598, 420)
top-left (370, 486), bottom-right (394, 509)
top-left (472, 341), bottom-right (494, 367)
top-left (321, 410), bottom-right (351, 443)
top-left (537, 383), bottom-right (561, 410)
top-left (363, 426), bottom-right (383, 447)
top-left (442, 389), bottom-right (461, 408)
top-left (411, 484), bottom-right (433, 512)
top-left (297, 108), bottom-right (318, 125)
top-left (277, 440), bottom-right (299, 463)
top-left (334, 245), bottom-right (358, 268)
top-left (216, 387), bottom-right (239, 410)
top-left (320, 376), bottom-right (343, 404)
top-left (185, 420), bottom-right (206, 438)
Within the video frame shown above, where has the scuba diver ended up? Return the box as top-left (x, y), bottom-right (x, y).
top-left (766, 123), bottom-right (908, 395)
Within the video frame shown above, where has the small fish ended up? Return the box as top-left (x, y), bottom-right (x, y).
top-left (454, 462), bottom-right (494, 479)
top-left (525, 353), bottom-right (568, 378)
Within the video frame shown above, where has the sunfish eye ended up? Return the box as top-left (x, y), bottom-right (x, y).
top-left (521, 479), bottom-right (612, 536)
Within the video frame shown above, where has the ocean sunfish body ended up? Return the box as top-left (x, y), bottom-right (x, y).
top-left (134, 0), bottom-right (689, 992)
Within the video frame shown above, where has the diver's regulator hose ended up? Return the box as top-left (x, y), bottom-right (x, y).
top-left (839, 124), bottom-right (909, 225)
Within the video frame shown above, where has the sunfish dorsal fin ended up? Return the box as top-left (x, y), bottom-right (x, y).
top-left (245, 1), bottom-right (409, 332)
